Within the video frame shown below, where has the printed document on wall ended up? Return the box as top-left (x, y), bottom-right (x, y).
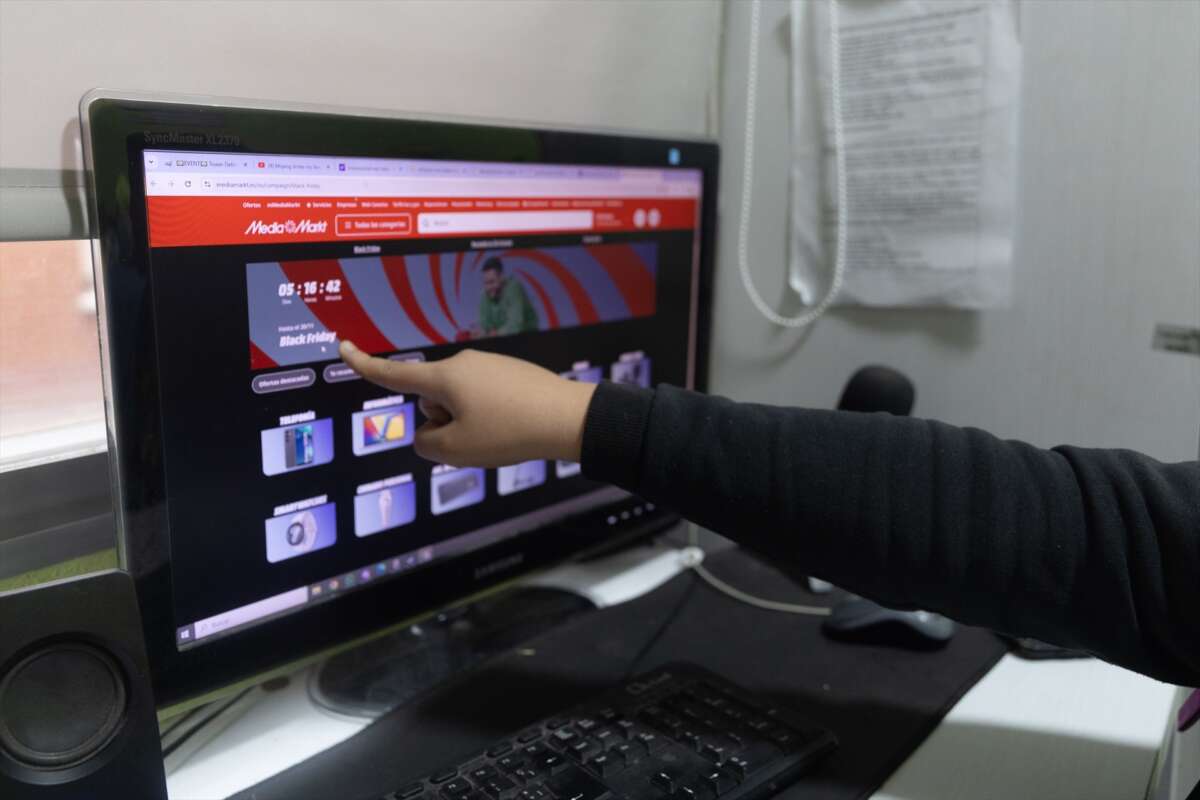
top-left (790, 0), bottom-right (1022, 308)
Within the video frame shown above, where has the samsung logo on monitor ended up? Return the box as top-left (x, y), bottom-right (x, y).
top-left (474, 553), bottom-right (525, 580)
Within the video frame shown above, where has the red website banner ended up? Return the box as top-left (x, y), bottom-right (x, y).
top-left (146, 195), bottom-right (698, 248)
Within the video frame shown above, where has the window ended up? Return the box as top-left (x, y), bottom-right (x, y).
top-left (0, 240), bottom-right (105, 470)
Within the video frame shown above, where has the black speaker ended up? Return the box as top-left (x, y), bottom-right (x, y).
top-left (0, 570), bottom-right (166, 798)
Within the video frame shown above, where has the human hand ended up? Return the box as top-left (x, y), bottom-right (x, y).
top-left (339, 341), bottom-right (596, 468)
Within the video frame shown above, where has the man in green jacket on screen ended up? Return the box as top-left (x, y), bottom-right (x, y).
top-left (476, 256), bottom-right (539, 337)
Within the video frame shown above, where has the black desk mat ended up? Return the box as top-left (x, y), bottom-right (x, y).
top-left (235, 548), bottom-right (1008, 800)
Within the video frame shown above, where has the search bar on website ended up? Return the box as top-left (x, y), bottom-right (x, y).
top-left (417, 210), bottom-right (594, 235)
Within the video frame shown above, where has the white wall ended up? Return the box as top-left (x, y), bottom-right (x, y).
top-left (0, 0), bottom-right (721, 171)
top-left (714, 0), bottom-right (1200, 462)
top-left (3, 0), bottom-right (1196, 462)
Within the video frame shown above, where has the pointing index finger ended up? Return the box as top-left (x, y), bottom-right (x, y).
top-left (339, 340), bottom-right (440, 396)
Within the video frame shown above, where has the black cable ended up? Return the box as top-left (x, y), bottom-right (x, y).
top-left (622, 569), bottom-right (698, 680)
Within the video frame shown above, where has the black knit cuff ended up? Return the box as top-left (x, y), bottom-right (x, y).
top-left (581, 381), bottom-right (655, 488)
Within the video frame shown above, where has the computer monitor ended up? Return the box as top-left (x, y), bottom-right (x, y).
top-left (81, 92), bottom-right (717, 711)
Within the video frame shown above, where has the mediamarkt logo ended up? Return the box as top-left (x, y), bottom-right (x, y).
top-left (244, 219), bottom-right (328, 235)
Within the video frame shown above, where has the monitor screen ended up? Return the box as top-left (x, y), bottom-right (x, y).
top-left (83, 95), bottom-right (716, 707)
top-left (146, 149), bottom-right (702, 648)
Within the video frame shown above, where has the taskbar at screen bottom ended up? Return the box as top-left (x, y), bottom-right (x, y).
top-left (173, 485), bottom-right (635, 651)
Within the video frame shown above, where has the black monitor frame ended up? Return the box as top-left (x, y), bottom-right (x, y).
top-left (81, 91), bottom-right (717, 710)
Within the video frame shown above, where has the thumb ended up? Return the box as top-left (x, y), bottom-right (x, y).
top-left (340, 340), bottom-right (440, 397)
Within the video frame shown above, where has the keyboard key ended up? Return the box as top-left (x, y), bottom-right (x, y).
top-left (701, 744), bottom-right (726, 764)
top-left (615, 719), bottom-right (636, 739)
top-left (511, 767), bottom-right (537, 784)
top-left (636, 732), bottom-right (666, 754)
top-left (522, 744), bottom-right (550, 760)
top-left (592, 726), bottom-right (618, 744)
top-left (575, 717), bottom-right (599, 733)
top-left (567, 739), bottom-right (602, 762)
top-left (534, 753), bottom-right (569, 776)
top-left (393, 783), bottom-right (425, 799)
top-left (441, 778), bottom-right (473, 797)
top-left (552, 729), bottom-right (579, 747)
top-left (723, 757), bottom-right (750, 781)
top-left (596, 707), bottom-right (619, 722)
top-left (546, 718), bottom-right (569, 730)
top-left (495, 755), bottom-right (525, 774)
top-left (517, 730), bottom-right (542, 744)
top-left (642, 711), bottom-right (683, 736)
top-left (546, 765), bottom-right (611, 800)
top-left (703, 771), bottom-right (736, 796)
top-left (482, 776), bottom-right (519, 800)
top-left (430, 769), bottom-right (458, 784)
top-left (470, 767), bottom-right (498, 783)
top-left (518, 789), bottom-right (552, 800)
top-left (652, 772), bottom-right (676, 794)
top-left (722, 707), bottom-right (746, 723)
top-left (487, 743), bottom-right (513, 758)
top-left (678, 730), bottom-right (702, 751)
top-left (609, 742), bottom-right (640, 765)
top-left (588, 753), bottom-right (620, 777)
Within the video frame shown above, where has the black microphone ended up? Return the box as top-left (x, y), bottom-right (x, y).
top-left (837, 365), bottom-right (915, 416)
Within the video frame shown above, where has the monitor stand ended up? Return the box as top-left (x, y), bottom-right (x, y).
top-left (307, 585), bottom-right (594, 719)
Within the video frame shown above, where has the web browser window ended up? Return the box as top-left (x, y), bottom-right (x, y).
top-left (138, 151), bottom-right (702, 647)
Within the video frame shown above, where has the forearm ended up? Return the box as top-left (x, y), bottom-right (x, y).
top-left (581, 382), bottom-right (1200, 685)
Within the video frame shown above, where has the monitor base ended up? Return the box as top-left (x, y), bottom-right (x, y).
top-left (307, 586), bottom-right (595, 719)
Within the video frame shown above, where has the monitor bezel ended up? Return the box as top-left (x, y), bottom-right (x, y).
top-left (81, 91), bottom-right (718, 709)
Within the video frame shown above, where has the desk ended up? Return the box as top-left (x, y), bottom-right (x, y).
top-left (167, 546), bottom-right (1175, 800)
top-left (875, 655), bottom-right (1173, 800)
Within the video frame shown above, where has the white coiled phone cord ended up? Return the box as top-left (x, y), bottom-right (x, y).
top-left (738, 0), bottom-right (847, 328)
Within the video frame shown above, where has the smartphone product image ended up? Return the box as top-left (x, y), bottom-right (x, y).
top-left (261, 418), bottom-right (335, 476)
top-left (283, 425), bottom-right (315, 468)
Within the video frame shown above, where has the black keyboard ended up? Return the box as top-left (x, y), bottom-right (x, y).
top-left (381, 663), bottom-right (836, 800)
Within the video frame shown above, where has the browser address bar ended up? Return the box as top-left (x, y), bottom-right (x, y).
top-left (416, 210), bottom-right (593, 235)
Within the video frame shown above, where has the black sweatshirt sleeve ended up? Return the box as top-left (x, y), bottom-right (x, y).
top-left (581, 381), bottom-right (1200, 686)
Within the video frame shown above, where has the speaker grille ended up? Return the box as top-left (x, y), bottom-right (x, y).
top-left (0, 642), bottom-right (127, 770)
